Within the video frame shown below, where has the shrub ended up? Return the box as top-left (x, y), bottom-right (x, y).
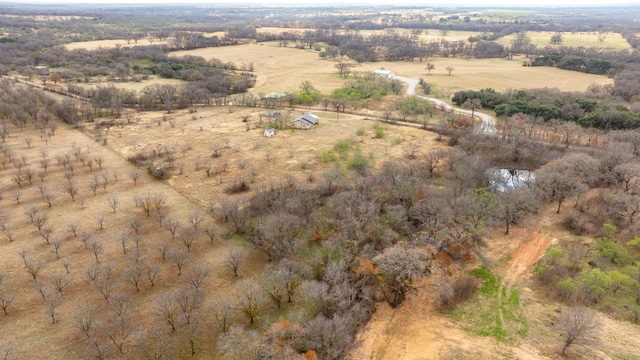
top-left (224, 179), bottom-right (250, 194)
top-left (562, 211), bottom-right (589, 235)
top-left (375, 125), bottom-right (384, 139)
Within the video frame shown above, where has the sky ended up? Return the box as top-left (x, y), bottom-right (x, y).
top-left (3, 0), bottom-right (640, 6)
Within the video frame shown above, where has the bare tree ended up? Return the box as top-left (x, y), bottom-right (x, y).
top-left (50, 273), bottom-right (71, 295)
top-left (66, 182), bottom-right (79, 202)
top-left (188, 212), bottom-right (203, 232)
top-left (234, 279), bottom-right (261, 324)
top-left (124, 263), bottom-right (145, 292)
top-left (157, 295), bottom-right (179, 332)
top-left (90, 239), bottom-right (104, 263)
top-left (0, 289), bottom-right (16, 315)
top-left (556, 306), bottom-right (602, 355)
top-left (204, 225), bottom-right (216, 245)
top-left (74, 305), bottom-right (96, 338)
top-left (224, 249), bottom-right (245, 277)
top-left (128, 169), bottom-right (140, 186)
top-left (164, 218), bottom-right (181, 240)
top-left (179, 229), bottom-right (197, 252)
top-left (107, 196), bottom-right (118, 213)
top-left (183, 265), bottom-right (210, 292)
top-left (210, 296), bottom-right (234, 334)
top-left (170, 248), bottom-right (188, 276)
top-left (45, 294), bottom-right (62, 324)
top-left (372, 244), bottom-right (430, 307)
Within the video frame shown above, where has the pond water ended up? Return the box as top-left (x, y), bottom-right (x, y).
top-left (489, 169), bottom-right (536, 191)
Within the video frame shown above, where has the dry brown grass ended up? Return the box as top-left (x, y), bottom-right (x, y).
top-left (173, 43), bottom-right (612, 95)
top-left (64, 39), bottom-right (169, 51)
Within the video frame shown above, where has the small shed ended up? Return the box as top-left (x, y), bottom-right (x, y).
top-left (374, 69), bottom-right (395, 78)
top-left (291, 113), bottom-right (318, 129)
top-left (264, 128), bottom-right (276, 137)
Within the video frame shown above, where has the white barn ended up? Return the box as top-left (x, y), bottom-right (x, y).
top-left (374, 69), bottom-right (395, 78)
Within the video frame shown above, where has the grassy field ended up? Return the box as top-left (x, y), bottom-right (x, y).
top-left (495, 31), bottom-right (631, 51)
top-left (76, 75), bottom-right (186, 92)
top-left (64, 39), bottom-right (169, 50)
top-left (172, 42), bottom-right (346, 94)
top-left (172, 43), bottom-right (612, 95)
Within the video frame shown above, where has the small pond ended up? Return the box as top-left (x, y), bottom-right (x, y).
top-left (489, 169), bottom-right (536, 191)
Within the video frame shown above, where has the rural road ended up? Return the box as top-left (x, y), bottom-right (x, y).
top-left (394, 76), bottom-right (496, 134)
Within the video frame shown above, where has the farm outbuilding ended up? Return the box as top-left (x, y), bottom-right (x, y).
top-left (374, 69), bottom-right (395, 78)
top-left (291, 113), bottom-right (318, 129)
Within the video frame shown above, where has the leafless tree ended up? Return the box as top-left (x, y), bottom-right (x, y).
top-left (128, 169), bottom-right (140, 186)
top-left (210, 296), bottom-right (234, 334)
top-left (146, 263), bottom-right (160, 287)
top-left (74, 305), bottom-right (96, 338)
top-left (183, 265), bottom-right (210, 292)
top-left (50, 236), bottom-right (63, 259)
top-left (62, 260), bottom-right (70, 274)
top-left (18, 249), bottom-right (29, 268)
top-left (90, 239), bottom-right (104, 263)
top-left (10, 189), bottom-right (21, 205)
top-left (107, 196), bottom-right (118, 213)
top-left (67, 222), bottom-right (79, 238)
top-left (33, 281), bottom-right (48, 302)
top-left (372, 244), bottom-right (430, 307)
top-left (26, 259), bottom-right (44, 282)
top-left (170, 248), bottom-right (188, 276)
top-left (156, 240), bottom-right (170, 261)
top-left (124, 263), bottom-right (145, 292)
top-left (176, 286), bottom-right (203, 326)
top-left (33, 213), bottom-right (48, 233)
top-left (129, 218), bottom-right (143, 235)
top-left (96, 214), bottom-right (105, 231)
top-left (157, 295), bottom-right (179, 332)
top-left (80, 232), bottom-right (92, 250)
top-left (234, 279), bottom-right (261, 324)
top-left (0, 289), bottom-right (16, 315)
top-left (66, 182), bottom-right (79, 201)
top-left (556, 306), bottom-right (602, 355)
top-left (50, 273), bottom-right (71, 295)
top-left (224, 249), bottom-right (245, 277)
top-left (45, 294), bottom-right (62, 324)
top-left (533, 160), bottom-right (588, 213)
top-left (179, 228), bottom-right (197, 252)
top-left (188, 212), bottom-right (203, 232)
top-left (164, 218), bottom-right (181, 240)
top-left (495, 188), bottom-right (539, 234)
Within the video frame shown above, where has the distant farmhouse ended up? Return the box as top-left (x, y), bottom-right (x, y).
top-left (291, 113), bottom-right (318, 129)
top-left (373, 69), bottom-right (395, 78)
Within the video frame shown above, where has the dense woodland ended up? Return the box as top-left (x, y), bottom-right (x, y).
top-left (1, 3), bottom-right (640, 359)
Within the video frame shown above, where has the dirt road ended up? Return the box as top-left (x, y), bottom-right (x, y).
top-left (394, 75), bottom-right (496, 134)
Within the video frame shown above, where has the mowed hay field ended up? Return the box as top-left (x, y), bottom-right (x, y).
top-left (173, 43), bottom-right (346, 95)
top-left (64, 39), bottom-right (169, 51)
top-left (174, 43), bottom-right (612, 94)
top-left (496, 31), bottom-right (631, 50)
top-left (76, 76), bottom-right (186, 92)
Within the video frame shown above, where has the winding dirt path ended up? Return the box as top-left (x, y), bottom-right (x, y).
top-left (394, 75), bottom-right (496, 134)
top-left (497, 232), bottom-right (553, 326)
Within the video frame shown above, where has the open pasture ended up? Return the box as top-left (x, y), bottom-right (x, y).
top-left (64, 38), bottom-right (168, 51)
top-left (174, 43), bottom-right (612, 94)
top-left (495, 31), bottom-right (631, 51)
top-left (173, 42), bottom-right (346, 94)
